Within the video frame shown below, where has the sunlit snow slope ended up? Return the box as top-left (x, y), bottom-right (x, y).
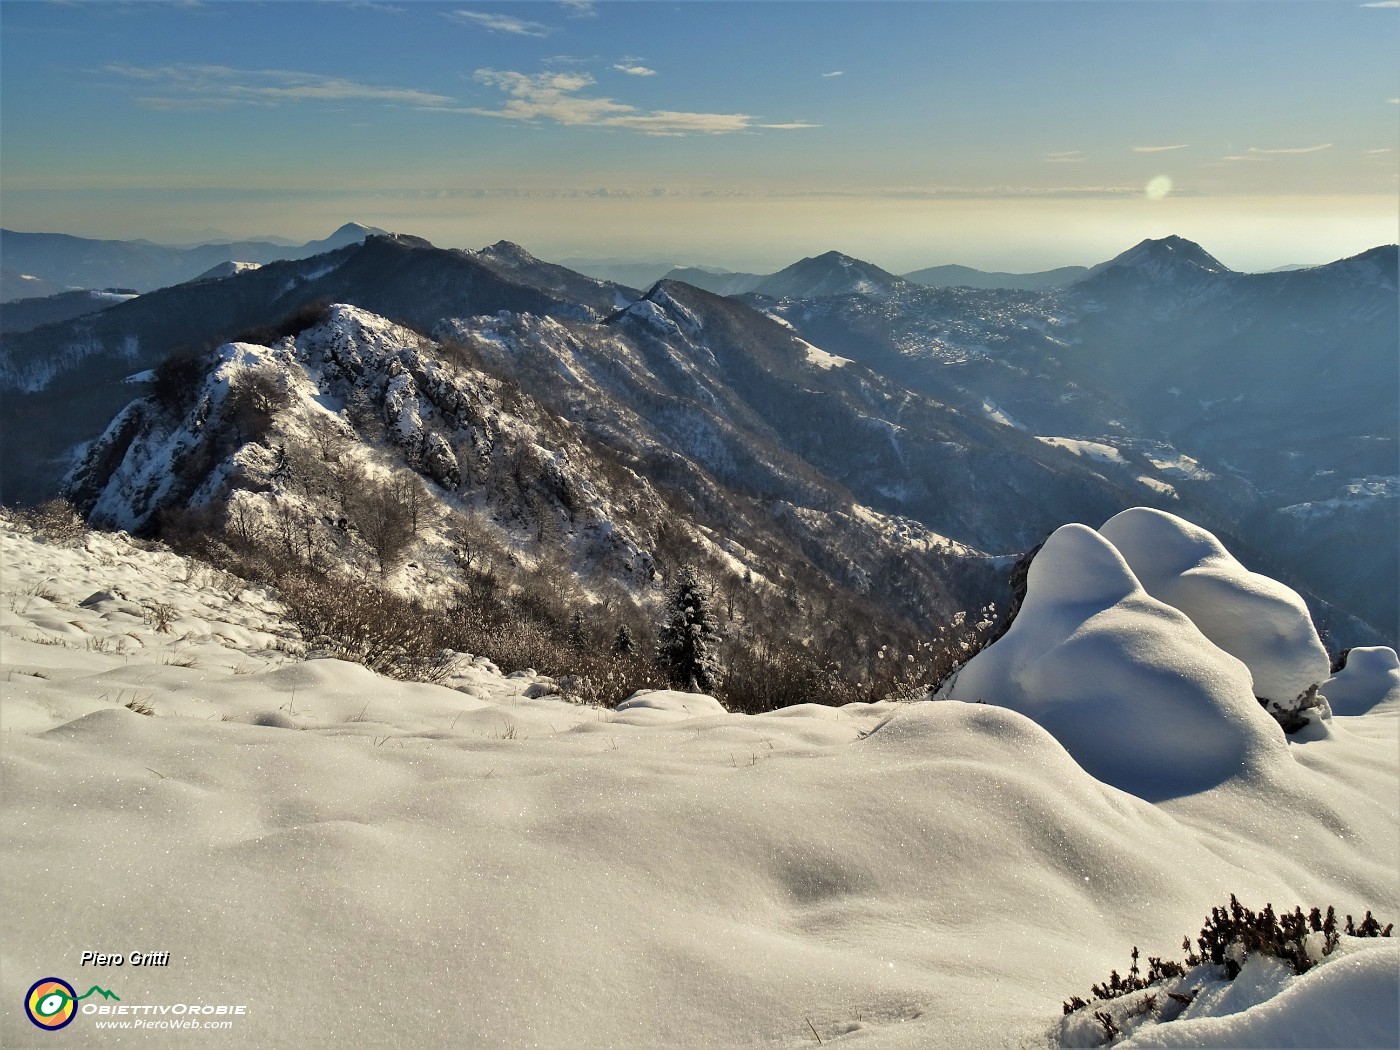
top-left (1, 514), bottom-right (1396, 1049)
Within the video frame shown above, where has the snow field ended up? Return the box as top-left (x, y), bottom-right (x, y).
top-left (2, 517), bottom-right (1396, 1048)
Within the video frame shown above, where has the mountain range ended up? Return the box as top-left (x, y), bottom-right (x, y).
top-left (0, 222), bottom-right (385, 300)
top-left (1, 229), bottom-right (1394, 647)
top-left (660, 257), bottom-right (1088, 297)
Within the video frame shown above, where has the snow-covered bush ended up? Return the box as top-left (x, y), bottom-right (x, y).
top-left (1061, 896), bottom-right (1393, 1046)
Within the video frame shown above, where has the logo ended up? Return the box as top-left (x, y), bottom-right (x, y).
top-left (24, 978), bottom-right (120, 1031)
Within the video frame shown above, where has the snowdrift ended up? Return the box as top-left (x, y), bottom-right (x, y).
top-left (2, 516), bottom-right (1396, 1049)
top-left (1326, 646), bottom-right (1400, 716)
top-left (935, 522), bottom-right (1289, 800)
top-left (1100, 507), bottom-right (1331, 718)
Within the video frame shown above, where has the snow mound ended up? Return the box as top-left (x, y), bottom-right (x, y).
top-left (936, 523), bottom-right (1287, 800)
top-left (1100, 508), bottom-right (1330, 715)
top-left (1326, 647), bottom-right (1400, 716)
top-left (613, 689), bottom-right (727, 722)
top-left (1117, 940), bottom-right (1400, 1048)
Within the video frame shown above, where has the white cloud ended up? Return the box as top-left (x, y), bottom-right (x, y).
top-left (136, 96), bottom-right (238, 112)
top-left (1364, 147), bottom-right (1393, 154)
top-left (345, 183), bottom-right (1194, 202)
top-left (104, 63), bottom-right (453, 109)
top-left (612, 64), bottom-right (657, 77)
top-left (559, 0), bottom-right (596, 14)
top-left (1359, 1), bottom-right (1400, 7)
top-left (445, 10), bottom-right (551, 36)
top-left (821, 71), bottom-right (844, 78)
top-left (1247, 143), bottom-right (1333, 154)
top-left (460, 68), bottom-right (811, 136)
top-left (604, 111), bottom-right (753, 134)
top-left (760, 122), bottom-right (820, 130)
top-left (1133, 144), bottom-right (1189, 153)
top-left (1043, 150), bottom-right (1084, 163)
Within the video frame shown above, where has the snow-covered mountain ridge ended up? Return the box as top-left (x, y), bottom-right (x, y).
top-left (63, 300), bottom-right (1039, 707)
top-left (4, 232), bottom-right (1395, 642)
top-left (756, 236), bottom-right (1399, 637)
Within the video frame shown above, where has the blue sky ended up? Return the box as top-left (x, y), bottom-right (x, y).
top-left (2, 1), bottom-right (1396, 271)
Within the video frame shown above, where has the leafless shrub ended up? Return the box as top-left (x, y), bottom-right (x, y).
top-left (352, 475), bottom-right (427, 577)
top-left (144, 602), bottom-right (178, 634)
top-left (152, 347), bottom-right (210, 417)
top-left (276, 571), bottom-right (457, 683)
top-left (10, 498), bottom-right (84, 544)
top-left (223, 370), bottom-right (290, 444)
top-left (307, 413), bottom-right (351, 463)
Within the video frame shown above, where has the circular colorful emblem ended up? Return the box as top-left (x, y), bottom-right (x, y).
top-left (25, 978), bottom-right (77, 1030)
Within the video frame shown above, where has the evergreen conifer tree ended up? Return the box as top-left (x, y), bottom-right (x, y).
top-left (657, 565), bottom-right (722, 693)
top-left (568, 609), bottom-right (588, 651)
top-left (612, 623), bottom-right (634, 656)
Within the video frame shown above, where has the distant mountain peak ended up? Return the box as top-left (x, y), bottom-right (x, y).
top-left (304, 222), bottom-right (389, 253)
top-left (901, 262), bottom-right (1088, 291)
top-left (755, 251), bottom-right (904, 300)
top-left (1086, 236), bottom-right (1232, 281)
top-left (192, 260), bottom-right (262, 282)
top-left (324, 221), bottom-right (386, 240)
top-left (475, 240), bottom-right (539, 266)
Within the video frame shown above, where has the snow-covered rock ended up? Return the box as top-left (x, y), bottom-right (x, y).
top-left (936, 522), bottom-right (1287, 800)
top-left (1100, 507), bottom-right (1330, 722)
top-left (1325, 647), bottom-right (1400, 716)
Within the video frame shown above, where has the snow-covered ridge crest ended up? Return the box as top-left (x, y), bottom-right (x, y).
top-left (279, 304), bottom-right (664, 580)
top-left (621, 281), bottom-right (704, 342)
top-left (71, 338), bottom-right (301, 531)
top-left (69, 302), bottom-right (661, 585)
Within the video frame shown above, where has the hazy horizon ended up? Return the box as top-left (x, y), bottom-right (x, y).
top-left (2, 0), bottom-right (1396, 274)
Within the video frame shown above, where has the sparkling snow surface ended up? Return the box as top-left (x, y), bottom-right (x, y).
top-left (2, 518), bottom-right (1396, 1049)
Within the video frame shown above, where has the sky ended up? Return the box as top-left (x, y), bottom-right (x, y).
top-left (1, 0), bottom-right (1396, 273)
